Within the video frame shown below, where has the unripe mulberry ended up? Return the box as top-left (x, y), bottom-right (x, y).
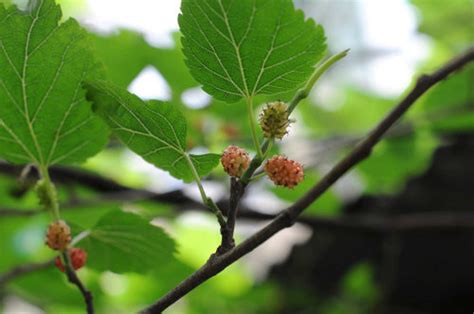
top-left (35, 179), bottom-right (57, 210)
top-left (264, 155), bottom-right (304, 188)
top-left (55, 248), bottom-right (88, 272)
top-left (221, 145), bottom-right (250, 177)
top-left (259, 101), bottom-right (291, 139)
top-left (45, 220), bottom-right (71, 251)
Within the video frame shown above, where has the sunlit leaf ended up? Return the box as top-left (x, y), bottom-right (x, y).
top-left (0, 0), bottom-right (108, 166)
top-left (84, 80), bottom-right (220, 182)
top-left (179, 0), bottom-right (326, 102)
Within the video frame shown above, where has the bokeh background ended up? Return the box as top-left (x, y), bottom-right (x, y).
top-left (0, 0), bottom-right (473, 313)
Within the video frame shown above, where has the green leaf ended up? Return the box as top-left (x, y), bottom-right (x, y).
top-left (84, 80), bottom-right (220, 182)
top-left (78, 211), bottom-right (176, 274)
top-left (179, 0), bottom-right (326, 102)
top-left (0, 0), bottom-right (108, 166)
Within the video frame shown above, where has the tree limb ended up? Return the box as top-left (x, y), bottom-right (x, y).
top-left (140, 47), bottom-right (474, 314)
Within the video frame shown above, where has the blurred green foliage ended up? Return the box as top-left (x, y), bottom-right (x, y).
top-left (0, 0), bottom-right (472, 313)
top-left (411, 0), bottom-right (473, 51)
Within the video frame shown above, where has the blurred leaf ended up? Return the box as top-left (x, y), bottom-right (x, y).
top-left (0, 217), bottom-right (40, 270)
top-left (12, 268), bottom-right (88, 308)
top-left (414, 64), bottom-right (474, 132)
top-left (357, 131), bottom-right (438, 193)
top-left (411, 0), bottom-right (474, 50)
top-left (84, 80), bottom-right (220, 182)
top-left (63, 205), bottom-right (119, 230)
top-left (186, 282), bottom-right (278, 314)
top-left (272, 171), bottom-right (341, 216)
top-left (99, 262), bottom-right (194, 308)
top-left (299, 91), bottom-right (394, 136)
top-left (79, 211), bottom-right (176, 274)
top-left (91, 31), bottom-right (197, 97)
top-left (0, 175), bottom-right (38, 209)
top-left (179, 0), bottom-right (326, 102)
top-left (12, 268), bottom-right (108, 313)
top-left (0, 0), bottom-right (108, 166)
top-left (420, 64), bottom-right (473, 111)
top-left (342, 262), bottom-right (378, 302)
top-left (175, 219), bottom-right (252, 295)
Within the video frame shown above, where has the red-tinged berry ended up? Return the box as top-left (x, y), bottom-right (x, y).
top-left (221, 145), bottom-right (250, 177)
top-left (264, 155), bottom-right (304, 188)
top-left (259, 101), bottom-right (291, 140)
top-left (55, 248), bottom-right (88, 272)
top-left (45, 220), bottom-right (71, 251)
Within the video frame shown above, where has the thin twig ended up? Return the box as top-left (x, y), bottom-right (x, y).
top-left (0, 208), bottom-right (39, 217)
top-left (140, 47), bottom-right (474, 314)
top-left (0, 189), bottom-right (205, 218)
top-left (62, 251), bottom-right (94, 314)
top-left (218, 177), bottom-right (245, 253)
top-left (0, 259), bottom-right (54, 287)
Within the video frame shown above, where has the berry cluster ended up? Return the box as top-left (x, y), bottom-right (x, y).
top-left (221, 100), bottom-right (304, 188)
top-left (264, 155), bottom-right (304, 188)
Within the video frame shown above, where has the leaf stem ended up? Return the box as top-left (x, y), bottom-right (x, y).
top-left (288, 49), bottom-right (350, 114)
top-left (38, 165), bottom-right (60, 221)
top-left (249, 172), bottom-right (267, 182)
top-left (246, 97), bottom-right (263, 158)
top-left (184, 154), bottom-right (226, 227)
top-left (262, 139), bottom-right (273, 160)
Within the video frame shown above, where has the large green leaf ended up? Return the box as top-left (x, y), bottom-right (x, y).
top-left (84, 80), bottom-right (220, 182)
top-left (78, 211), bottom-right (176, 274)
top-left (0, 0), bottom-right (108, 166)
top-left (179, 0), bottom-right (327, 102)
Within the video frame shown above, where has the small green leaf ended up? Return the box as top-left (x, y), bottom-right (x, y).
top-left (0, 0), bottom-right (108, 166)
top-left (78, 211), bottom-right (176, 274)
top-left (179, 0), bottom-right (327, 102)
top-left (84, 80), bottom-right (220, 182)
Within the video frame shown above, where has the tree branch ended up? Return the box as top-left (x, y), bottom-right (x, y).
top-left (140, 47), bottom-right (474, 313)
